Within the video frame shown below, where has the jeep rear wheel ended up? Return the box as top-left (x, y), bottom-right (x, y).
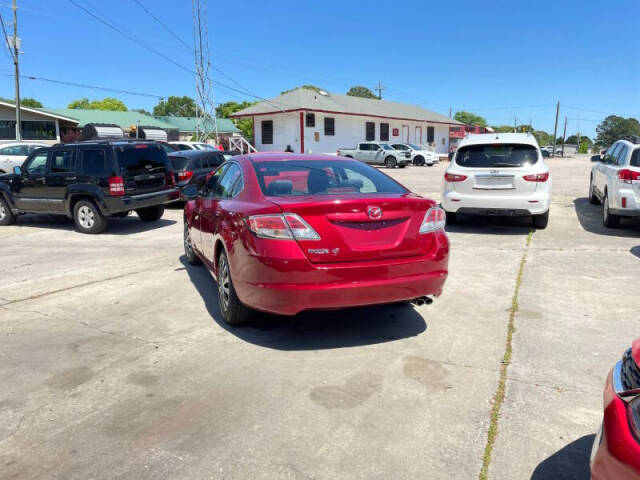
top-left (73, 199), bottom-right (107, 234)
top-left (0, 195), bottom-right (16, 226)
top-left (385, 156), bottom-right (397, 169)
top-left (217, 252), bottom-right (252, 326)
top-left (136, 205), bottom-right (164, 222)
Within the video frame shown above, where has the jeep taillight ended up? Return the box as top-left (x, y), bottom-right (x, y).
top-left (618, 169), bottom-right (640, 184)
top-left (108, 176), bottom-right (125, 196)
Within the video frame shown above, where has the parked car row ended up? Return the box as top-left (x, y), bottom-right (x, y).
top-left (337, 141), bottom-right (439, 168)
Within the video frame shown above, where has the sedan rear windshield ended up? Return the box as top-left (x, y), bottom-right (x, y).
top-left (170, 156), bottom-right (189, 171)
top-left (253, 160), bottom-right (408, 197)
top-left (456, 144), bottom-right (539, 168)
top-left (116, 144), bottom-right (168, 176)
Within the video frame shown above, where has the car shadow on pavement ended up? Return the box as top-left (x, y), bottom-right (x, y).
top-left (632, 246), bottom-right (640, 258)
top-left (180, 256), bottom-right (428, 350)
top-left (10, 214), bottom-right (176, 234)
top-left (574, 197), bottom-right (640, 237)
top-left (446, 215), bottom-right (532, 235)
top-left (530, 434), bottom-right (594, 480)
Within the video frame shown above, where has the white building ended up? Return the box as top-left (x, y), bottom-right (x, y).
top-left (232, 88), bottom-right (463, 156)
top-left (0, 101), bottom-right (79, 144)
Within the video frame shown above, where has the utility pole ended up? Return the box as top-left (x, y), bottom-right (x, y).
top-left (375, 81), bottom-right (384, 100)
top-left (12, 0), bottom-right (21, 141)
top-left (449, 107), bottom-right (452, 118)
top-left (552, 101), bottom-right (560, 157)
top-left (561, 116), bottom-right (567, 157)
top-left (576, 114), bottom-right (581, 152)
top-left (513, 115), bottom-right (517, 133)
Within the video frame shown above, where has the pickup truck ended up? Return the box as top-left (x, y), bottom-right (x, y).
top-left (337, 142), bottom-right (411, 168)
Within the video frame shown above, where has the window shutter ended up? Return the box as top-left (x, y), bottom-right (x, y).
top-left (380, 123), bottom-right (389, 141)
top-left (366, 122), bottom-right (375, 141)
top-left (324, 117), bottom-right (335, 136)
top-left (261, 120), bottom-right (273, 145)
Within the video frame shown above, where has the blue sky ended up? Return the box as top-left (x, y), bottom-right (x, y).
top-left (1, 0), bottom-right (638, 138)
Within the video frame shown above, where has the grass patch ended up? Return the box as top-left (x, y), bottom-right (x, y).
top-left (478, 229), bottom-right (533, 480)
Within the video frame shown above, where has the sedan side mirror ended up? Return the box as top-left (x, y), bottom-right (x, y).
top-left (590, 155), bottom-right (601, 163)
top-left (13, 166), bottom-right (22, 175)
top-left (183, 184), bottom-right (199, 200)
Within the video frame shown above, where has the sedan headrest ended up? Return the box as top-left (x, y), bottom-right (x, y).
top-left (266, 179), bottom-right (293, 196)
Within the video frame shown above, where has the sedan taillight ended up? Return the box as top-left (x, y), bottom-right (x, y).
top-left (178, 170), bottom-right (194, 182)
top-left (619, 169), bottom-right (640, 184)
top-left (419, 207), bottom-right (446, 234)
top-left (444, 172), bottom-right (467, 182)
top-left (108, 176), bottom-right (125, 196)
top-left (523, 172), bottom-right (550, 182)
top-left (247, 213), bottom-right (320, 240)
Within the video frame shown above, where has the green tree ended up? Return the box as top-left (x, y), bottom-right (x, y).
top-left (216, 100), bottom-right (258, 139)
top-left (280, 85), bottom-right (323, 95)
top-left (565, 135), bottom-right (591, 145)
top-left (454, 111), bottom-right (487, 127)
top-left (153, 96), bottom-right (196, 117)
top-left (68, 97), bottom-right (128, 111)
top-left (21, 98), bottom-right (43, 108)
top-left (492, 125), bottom-right (514, 133)
top-left (346, 86), bottom-right (379, 99)
top-left (132, 108), bottom-right (151, 115)
top-left (532, 130), bottom-right (552, 146)
top-left (595, 115), bottom-right (640, 147)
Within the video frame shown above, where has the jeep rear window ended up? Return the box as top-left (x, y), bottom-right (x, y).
top-left (116, 144), bottom-right (168, 176)
top-left (455, 144), bottom-right (539, 168)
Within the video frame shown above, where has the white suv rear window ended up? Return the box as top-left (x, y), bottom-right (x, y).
top-left (456, 144), bottom-right (539, 168)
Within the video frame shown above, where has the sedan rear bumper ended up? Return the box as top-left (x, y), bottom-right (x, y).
top-left (233, 232), bottom-right (449, 316)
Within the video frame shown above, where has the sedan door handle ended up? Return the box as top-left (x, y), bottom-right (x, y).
top-left (65, 176), bottom-right (77, 181)
top-left (35, 177), bottom-right (46, 183)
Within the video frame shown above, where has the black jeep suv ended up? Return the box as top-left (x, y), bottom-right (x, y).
top-left (0, 139), bottom-right (178, 234)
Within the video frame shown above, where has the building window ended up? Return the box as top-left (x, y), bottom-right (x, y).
top-left (427, 126), bottom-right (435, 143)
top-left (324, 117), bottom-right (335, 136)
top-left (305, 113), bottom-right (315, 128)
top-left (380, 123), bottom-right (389, 141)
top-left (22, 121), bottom-right (56, 140)
top-left (261, 120), bottom-right (273, 145)
top-left (366, 122), bottom-right (375, 141)
top-left (0, 120), bottom-right (16, 140)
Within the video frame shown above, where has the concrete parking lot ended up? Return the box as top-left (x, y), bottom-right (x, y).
top-left (1, 155), bottom-right (638, 479)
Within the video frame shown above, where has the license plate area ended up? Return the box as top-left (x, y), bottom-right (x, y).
top-left (473, 175), bottom-right (515, 190)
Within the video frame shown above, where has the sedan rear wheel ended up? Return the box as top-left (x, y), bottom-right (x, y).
top-left (183, 219), bottom-right (201, 265)
top-left (217, 252), bottom-right (251, 326)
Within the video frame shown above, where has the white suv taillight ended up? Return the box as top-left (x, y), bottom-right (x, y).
top-left (419, 207), bottom-right (446, 234)
top-left (523, 172), bottom-right (550, 182)
top-left (247, 213), bottom-right (320, 240)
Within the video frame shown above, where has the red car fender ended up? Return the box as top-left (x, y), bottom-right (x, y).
top-left (184, 200), bottom-right (197, 226)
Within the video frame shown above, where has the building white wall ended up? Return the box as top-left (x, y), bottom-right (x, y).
top-left (252, 111), bottom-right (451, 155)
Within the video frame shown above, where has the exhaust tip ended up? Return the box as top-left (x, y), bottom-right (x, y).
top-left (412, 296), bottom-right (432, 307)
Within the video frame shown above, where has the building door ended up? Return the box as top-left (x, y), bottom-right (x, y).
top-left (414, 127), bottom-right (422, 145)
top-left (402, 125), bottom-right (409, 143)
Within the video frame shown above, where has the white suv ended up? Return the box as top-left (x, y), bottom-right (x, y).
top-left (0, 142), bottom-right (50, 173)
top-left (391, 143), bottom-right (438, 166)
top-left (589, 135), bottom-right (640, 228)
top-left (441, 133), bottom-right (552, 228)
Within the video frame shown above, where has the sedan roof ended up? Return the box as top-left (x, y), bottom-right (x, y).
top-left (168, 149), bottom-right (224, 158)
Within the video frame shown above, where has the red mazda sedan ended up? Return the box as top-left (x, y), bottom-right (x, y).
top-left (591, 338), bottom-right (640, 479)
top-left (183, 153), bottom-right (449, 325)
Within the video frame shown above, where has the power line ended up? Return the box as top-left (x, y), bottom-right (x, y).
top-left (0, 11), bottom-right (15, 62)
top-left (131, 0), bottom-right (191, 51)
top-left (564, 104), bottom-right (639, 117)
top-left (0, 73), bottom-right (165, 98)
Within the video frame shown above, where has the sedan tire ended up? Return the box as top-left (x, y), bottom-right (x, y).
top-left (413, 156), bottom-right (425, 167)
top-left (589, 177), bottom-right (599, 205)
top-left (217, 252), bottom-right (252, 326)
top-left (73, 199), bottom-right (107, 234)
top-left (183, 219), bottom-right (202, 265)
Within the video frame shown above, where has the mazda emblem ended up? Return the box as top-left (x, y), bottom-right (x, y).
top-left (367, 206), bottom-right (382, 219)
